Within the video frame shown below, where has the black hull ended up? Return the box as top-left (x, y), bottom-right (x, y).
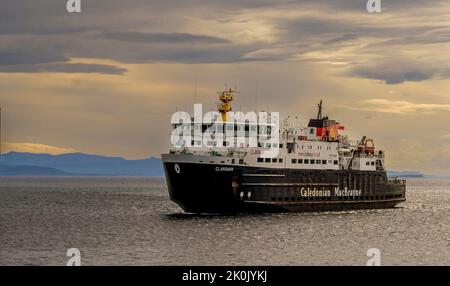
top-left (163, 161), bottom-right (406, 214)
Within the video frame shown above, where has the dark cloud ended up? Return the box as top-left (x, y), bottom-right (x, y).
top-left (0, 0), bottom-right (448, 75)
top-left (0, 46), bottom-right (68, 65)
top-left (323, 33), bottom-right (359, 45)
top-left (349, 66), bottom-right (433, 84)
top-left (0, 63), bottom-right (127, 74)
top-left (99, 31), bottom-right (230, 44)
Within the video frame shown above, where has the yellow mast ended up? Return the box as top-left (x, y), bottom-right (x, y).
top-left (217, 88), bottom-right (235, 122)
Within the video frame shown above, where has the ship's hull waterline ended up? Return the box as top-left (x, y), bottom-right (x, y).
top-left (162, 159), bottom-right (406, 214)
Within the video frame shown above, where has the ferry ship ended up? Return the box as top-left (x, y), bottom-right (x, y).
top-left (162, 89), bottom-right (406, 213)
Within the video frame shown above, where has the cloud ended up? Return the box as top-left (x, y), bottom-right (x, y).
top-left (341, 99), bottom-right (450, 114)
top-left (2, 142), bottom-right (77, 155)
top-left (0, 38), bottom-right (127, 74)
top-left (350, 67), bottom-right (432, 84)
top-left (0, 0), bottom-right (449, 70)
top-left (0, 46), bottom-right (68, 66)
top-left (99, 31), bottom-right (231, 44)
top-left (0, 63), bottom-right (127, 74)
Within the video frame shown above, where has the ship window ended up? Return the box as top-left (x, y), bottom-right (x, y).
top-left (304, 159), bottom-right (309, 164)
top-left (272, 158), bottom-right (277, 163)
top-left (279, 144), bottom-right (283, 148)
top-left (239, 159), bottom-right (244, 164)
top-left (371, 161), bottom-right (375, 166)
top-left (334, 160), bottom-right (338, 165)
top-left (310, 160), bottom-right (315, 165)
top-left (265, 158), bottom-right (271, 163)
top-left (292, 159), bottom-right (297, 164)
top-left (279, 158), bottom-right (283, 163)
top-left (316, 160), bottom-right (321, 164)
top-left (366, 162), bottom-right (370, 166)
top-left (322, 160), bottom-right (327, 165)
top-left (257, 158), bottom-right (263, 163)
top-left (298, 159), bottom-right (303, 164)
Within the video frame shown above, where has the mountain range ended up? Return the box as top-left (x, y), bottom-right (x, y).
top-left (0, 152), bottom-right (164, 176)
top-left (0, 151), bottom-right (427, 177)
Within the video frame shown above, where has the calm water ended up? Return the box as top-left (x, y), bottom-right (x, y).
top-left (0, 177), bottom-right (449, 266)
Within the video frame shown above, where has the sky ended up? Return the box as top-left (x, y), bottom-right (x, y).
top-left (1, 0), bottom-right (450, 174)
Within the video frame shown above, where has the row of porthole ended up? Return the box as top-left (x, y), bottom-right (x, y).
top-left (270, 194), bottom-right (404, 202)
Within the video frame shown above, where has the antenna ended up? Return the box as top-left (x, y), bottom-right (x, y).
top-left (317, 100), bottom-right (323, 119)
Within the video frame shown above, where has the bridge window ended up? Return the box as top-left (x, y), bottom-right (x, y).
top-left (279, 158), bottom-right (283, 163)
top-left (265, 158), bottom-right (271, 163)
top-left (316, 160), bottom-right (321, 164)
top-left (304, 159), bottom-right (309, 164)
top-left (257, 158), bottom-right (263, 163)
top-left (334, 160), bottom-right (338, 165)
top-left (272, 158), bottom-right (277, 163)
top-left (292, 159), bottom-right (297, 164)
top-left (298, 159), bottom-right (303, 164)
top-left (322, 160), bottom-right (327, 165)
top-left (310, 160), bottom-right (315, 165)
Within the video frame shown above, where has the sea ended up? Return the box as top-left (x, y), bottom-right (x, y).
top-left (0, 177), bottom-right (449, 265)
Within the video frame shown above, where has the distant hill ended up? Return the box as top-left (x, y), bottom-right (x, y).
top-left (387, 170), bottom-right (424, 178)
top-left (0, 152), bottom-right (164, 176)
top-left (0, 164), bottom-right (75, 176)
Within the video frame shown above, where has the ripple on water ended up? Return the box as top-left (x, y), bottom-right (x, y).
top-left (0, 177), bottom-right (449, 265)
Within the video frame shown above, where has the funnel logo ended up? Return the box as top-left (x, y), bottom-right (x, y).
top-left (174, 164), bottom-right (181, 174)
